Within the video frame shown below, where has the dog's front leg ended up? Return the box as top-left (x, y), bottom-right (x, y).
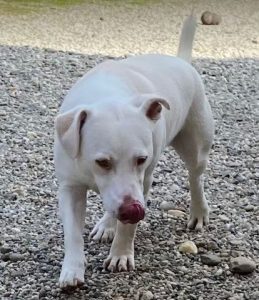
top-left (58, 185), bottom-right (87, 288)
top-left (104, 221), bottom-right (137, 272)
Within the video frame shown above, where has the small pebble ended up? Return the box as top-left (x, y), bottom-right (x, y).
top-left (244, 205), bottom-right (254, 212)
top-left (160, 201), bottom-right (175, 211)
top-left (207, 241), bottom-right (219, 250)
top-left (167, 210), bottom-right (186, 217)
top-left (0, 246), bottom-right (11, 254)
top-left (219, 215), bottom-right (230, 222)
top-left (215, 268), bottom-right (223, 276)
top-left (9, 253), bottom-right (24, 262)
top-left (141, 291), bottom-right (154, 300)
top-left (230, 239), bottom-right (243, 246)
top-left (0, 110), bottom-right (7, 116)
top-left (179, 241), bottom-right (198, 254)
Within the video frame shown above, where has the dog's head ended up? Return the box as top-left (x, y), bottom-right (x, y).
top-left (55, 94), bottom-right (170, 224)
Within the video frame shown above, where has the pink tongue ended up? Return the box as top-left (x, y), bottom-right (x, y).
top-left (119, 202), bottom-right (145, 224)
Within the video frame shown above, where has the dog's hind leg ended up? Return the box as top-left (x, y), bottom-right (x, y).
top-left (172, 98), bottom-right (214, 230)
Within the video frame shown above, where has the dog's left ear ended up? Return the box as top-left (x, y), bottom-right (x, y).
top-left (55, 106), bottom-right (89, 158)
top-left (140, 95), bottom-right (170, 121)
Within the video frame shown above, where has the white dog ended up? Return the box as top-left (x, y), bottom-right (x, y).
top-left (54, 14), bottom-right (214, 288)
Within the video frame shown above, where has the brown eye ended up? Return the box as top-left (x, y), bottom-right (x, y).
top-left (96, 159), bottom-right (112, 170)
top-left (136, 156), bottom-right (147, 166)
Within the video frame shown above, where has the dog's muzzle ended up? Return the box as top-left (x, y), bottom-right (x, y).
top-left (118, 196), bottom-right (145, 224)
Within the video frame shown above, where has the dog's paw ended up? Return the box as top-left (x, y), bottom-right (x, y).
top-left (187, 204), bottom-right (209, 230)
top-left (90, 213), bottom-right (117, 243)
top-left (59, 262), bottom-right (85, 288)
top-left (104, 252), bottom-right (135, 272)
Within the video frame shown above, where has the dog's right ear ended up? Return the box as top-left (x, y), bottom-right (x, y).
top-left (55, 107), bottom-right (89, 158)
top-left (140, 95), bottom-right (170, 122)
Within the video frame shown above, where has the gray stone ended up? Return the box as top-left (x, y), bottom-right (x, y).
top-left (201, 254), bottom-right (221, 266)
top-left (160, 201), bottom-right (175, 211)
top-left (207, 241), bottom-right (219, 250)
top-left (230, 257), bottom-right (256, 274)
top-left (215, 268), bottom-right (223, 276)
top-left (244, 205), bottom-right (254, 212)
top-left (0, 246), bottom-right (11, 254)
top-left (141, 291), bottom-right (154, 300)
top-left (9, 253), bottom-right (25, 262)
top-left (0, 110), bottom-right (7, 116)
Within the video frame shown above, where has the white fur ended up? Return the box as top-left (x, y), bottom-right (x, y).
top-left (54, 14), bottom-right (214, 288)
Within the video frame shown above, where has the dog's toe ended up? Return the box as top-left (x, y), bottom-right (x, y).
top-left (90, 225), bottom-right (116, 243)
top-left (188, 204), bottom-right (209, 230)
top-left (90, 226), bottom-right (104, 241)
top-left (59, 268), bottom-right (84, 289)
top-left (187, 214), bottom-right (209, 230)
top-left (104, 254), bottom-right (134, 272)
top-left (90, 214), bottom-right (117, 243)
top-left (101, 228), bottom-right (116, 243)
top-left (59, 260), bottom-right (85, 289)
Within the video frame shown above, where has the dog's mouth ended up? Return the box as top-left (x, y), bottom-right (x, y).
top-left (118, 201), bottom-right (145, 224)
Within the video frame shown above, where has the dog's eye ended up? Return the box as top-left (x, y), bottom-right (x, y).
top-left (95, 159), bottom-right (112, 170)
top-left (136, 156), bottom-right (147, 166)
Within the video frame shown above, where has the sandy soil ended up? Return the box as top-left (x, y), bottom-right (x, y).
top-left (0, 0), bottom-right (258, 58)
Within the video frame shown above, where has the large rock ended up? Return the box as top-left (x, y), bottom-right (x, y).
top-left (230, 257), bottom-right (256, 274)
top-left (201, 254), bottom-right (221, 266)
top-left (201, 11), bottom-right (222, 25)
top-left (179, 241), bottom-right (198, 255)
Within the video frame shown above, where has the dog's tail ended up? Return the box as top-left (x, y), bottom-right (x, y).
top-left (177, 14), bottom-right (197, 63)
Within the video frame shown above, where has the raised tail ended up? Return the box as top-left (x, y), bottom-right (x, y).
top-left (177, 14), bottom-right (197, 63)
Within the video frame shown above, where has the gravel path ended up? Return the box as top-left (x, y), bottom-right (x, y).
top-left (0, 45), bottom-right (258, 299)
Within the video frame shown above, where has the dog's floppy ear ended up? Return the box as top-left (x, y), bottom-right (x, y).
top-left (55, 106), bottom-right (89, 158)
top-left (140, 95), bottom-right (170, 121)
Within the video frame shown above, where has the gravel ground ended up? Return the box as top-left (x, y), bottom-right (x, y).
top-left (0, 44), bottom-right (258, 299)
top-left (0, 1), bottom-right (259, 298)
